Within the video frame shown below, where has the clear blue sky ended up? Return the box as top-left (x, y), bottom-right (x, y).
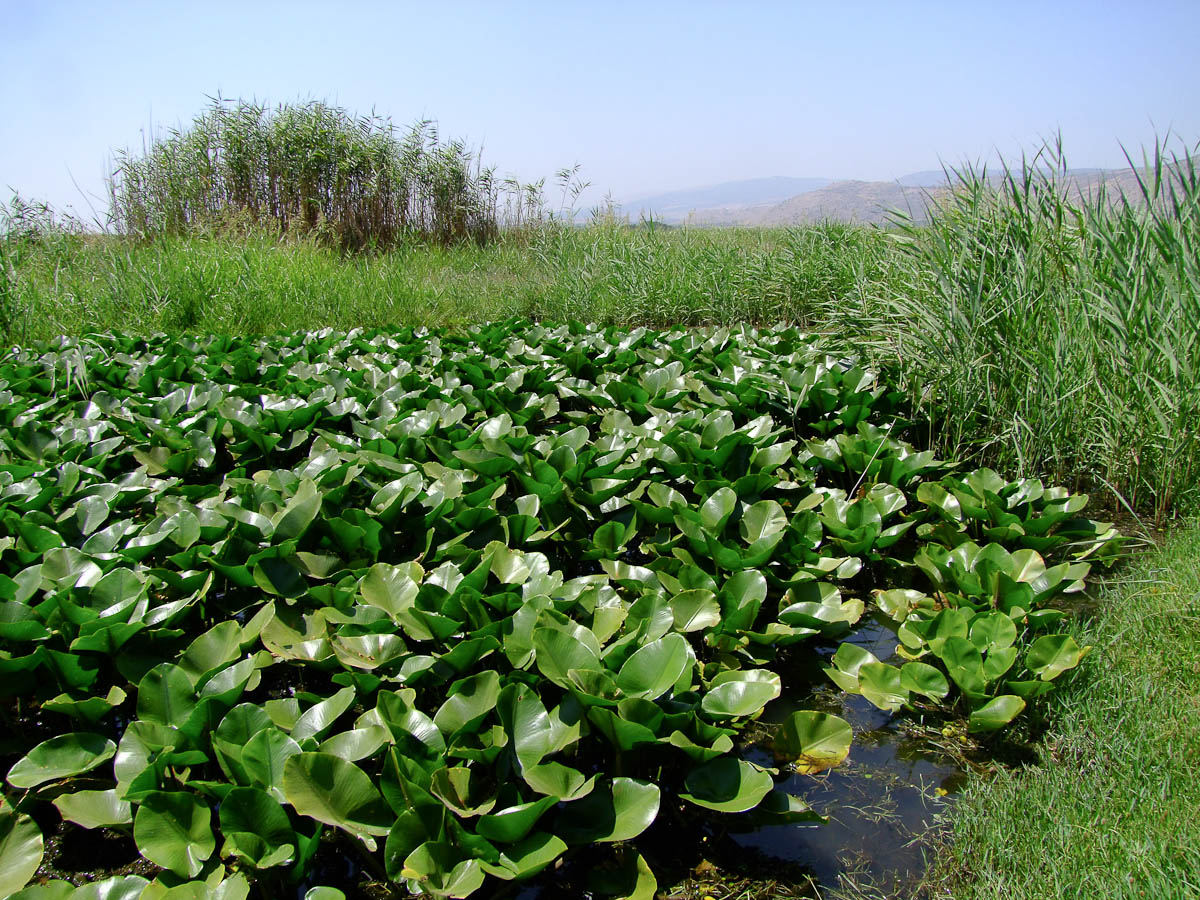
top-left (4, 0), bottom-right (1198, 221)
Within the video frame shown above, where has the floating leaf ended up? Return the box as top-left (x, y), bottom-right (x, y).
top-left (773, 710), bottom-right (853, 774)
top-left (0, 809), bottom-right (43, 897)
top-left (700, 669), bottom-right (781, 719)
top-left (282, 752), bottom-right (393, 838)
top-left (680, 757), bottom-right (773, 813)
top-left (968, 695), bottom-right (1027, 732)
top-left (615, 633), bottom-right (690, 701)
top-left (133, 791), bottom-right (215, 878)
top-left (7, 732), bottom-right (117, 789)
top-left (53, 789), bottom-right (132, 829)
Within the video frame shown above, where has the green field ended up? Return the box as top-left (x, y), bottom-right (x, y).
top-left (2, 117), bottom-right (1198, 900)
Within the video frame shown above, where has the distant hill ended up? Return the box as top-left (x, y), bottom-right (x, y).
top-left (693, 180), bottom-right (948, 226)
top-left (687, 165), bottom-right (1176, 227)
top-left (620, 176), bottom-right (832, 223)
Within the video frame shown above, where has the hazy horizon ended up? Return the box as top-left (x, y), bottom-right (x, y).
top-left (3, 0), bottom-right (1198, 222)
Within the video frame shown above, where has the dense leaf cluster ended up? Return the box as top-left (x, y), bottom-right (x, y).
top-left (0, 322), bottom-right (1119, 898)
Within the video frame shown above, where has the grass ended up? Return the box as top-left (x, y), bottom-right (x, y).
top-left (0, 220), bottom-right (894, 340)
top-left (926, 522), bottom-right (1200, 900)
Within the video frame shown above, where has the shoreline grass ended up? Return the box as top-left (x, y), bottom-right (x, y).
top-left (926, 523), bottom-right (1200, 900)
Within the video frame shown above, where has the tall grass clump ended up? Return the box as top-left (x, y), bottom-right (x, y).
top-left (108, 98), bottom-right (533, 249)
top-left (884, 137), bottom-right (1200, 521)
top-left (525, 219), bottom-right (894, 327)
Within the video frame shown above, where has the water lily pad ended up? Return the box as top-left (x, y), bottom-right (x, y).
top-left (282, 752), bottom-right (393, 838)
top-left (133, 791), bottom-right (215, 877)
top-left (773, 710), bottom-right (853, 774)
top-left (680, 757), bottom-right (773, 813)
top-left (7, 732), bottom-right (116, 789)
top-left (0, 810), bottom-right (43, 897)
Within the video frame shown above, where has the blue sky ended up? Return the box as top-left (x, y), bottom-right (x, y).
top-left (4, 0), bottom-right (1198, 221)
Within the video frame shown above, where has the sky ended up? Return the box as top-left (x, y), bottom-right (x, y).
top-left (3, 0), bottom-right (1199, 222)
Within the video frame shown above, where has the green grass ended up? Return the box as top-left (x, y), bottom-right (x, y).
top-left (0, 221), bottom-right (894, 340)
top-left (930, 523), bottom-right (1200, 900)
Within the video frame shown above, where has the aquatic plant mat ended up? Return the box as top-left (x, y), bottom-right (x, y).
top-left (0, 322), bottom-right (1121, 899)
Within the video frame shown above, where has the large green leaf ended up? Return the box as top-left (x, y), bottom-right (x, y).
top-left (7, 732), bottom-right (117, 789)
top-left (1026, 634), bottom-right (1089, 681)
top-left (494, 831), bottom-right (567, 879)
top-left (968, 695), bottom-right (1027, 733)
top-left (615, 633), bottom-right (690, 701)
top-left (282, 752), bottom-right (393, 838)
top-left (0, 810), bottom-right (43, 898)
top-left (773, 710), bottom-right (853, 774)
top-left (475, 797), bottom-right (558, 843)
top-left (401, 841), bottom-right (487, 898)
top-left (680, 757), bottom-right (773, 813)
top-left (136, 663), bottom-right (198, 727)
top-left (53, 789), bottom-right (132, 829)
top-left (700, 669), bottom-right (781, 719)
top-left (272, 478), bottom-right (322, 541)
top-left (291, 685), bottom-right (356, 742)
top-left (133, 791), bottom-right (215, 877)
top-left (558, 777), bottom-right (660, 843)
top-left (71, 876), bottom-right (151, 900)
top-left (858, 662), bottom-right (908, 712)
top-left (219, 786), bottom-right (296, 868)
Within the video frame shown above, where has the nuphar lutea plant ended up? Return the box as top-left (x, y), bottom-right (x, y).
top-left (0, 322), bottom-right (1120, 898)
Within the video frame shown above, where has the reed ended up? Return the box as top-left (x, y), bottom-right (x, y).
top-left (107, 98), bottom-right (543, 249)
top-left (882, 136), bottom-right (1200, 521)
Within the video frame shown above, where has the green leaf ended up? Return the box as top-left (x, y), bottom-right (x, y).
top-left (136, 663), bottom-right (198, 727)
top-left (133, 791), bottom-right (215, 878)
top-left (968, 695), bottom-right (1027, 733)
top-left (7, 732), bottom-right (117, 789)
top-left (699, 487), bottom-right (738, 534)
top-left (291, 685), bottom-right (356, 742)
top-left (402, 842), bottom-right (486, 898)
top-left (219, 786), bottom-right (296, 868)
top-left (680, 757), bottom-right (773, 813)
top-left (532, 621), bottom-right (602, 688)
top-left (858, 662), bottom-right (908, 712)
top-left (242, 728), bottom-right (303, 798)
top-left (429, 766), bottom-right (497, 817)
top-left (668, 589), bottom-right (722, 632)
top-left (272, 478), bottom-right (322, 541)
top-left (53, 789), bottom-right (132, 829)
top-left (522, 762), bottom-right (595, 801)
top-left (434, 671), bottom-right (501, 739)
top-left (319, 725), bottom-right (389, 762)
top-left (178, 621), bottom-right (242, 686)
top-left (1026, 634), bottom-right (1089, 681)
top-left (773, 710), bottom-right (853, 774)
top-left (475, 797), bottom-right (558, 843)
top-left (0, 810), bottom-right (43, 898)
top-left (615, 633), bottom-right (691, 701)
top-left (899, 661), bottom-right (950, 700)
top-left (738, 500), bottom-right (787, 543)
top-left (700, 669), bottom-right (781, 719)
top-left (42, 685), bottom-right (127, 723)
top-left (496, 831), bottom-right (567, 879)
top-left (558, 777), bottom-right (660, 843)
top-left (588, 848), bottom-right (657, 900)
top-left (282, 752), bottom-right (393, 838)
top-left (72, 876), bottom-right (151, 900)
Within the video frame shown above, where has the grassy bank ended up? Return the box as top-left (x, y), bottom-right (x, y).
top-left (930, 523), bottom-right (1200, 900)
top-left (0, 221), bottom-right (893, 340)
